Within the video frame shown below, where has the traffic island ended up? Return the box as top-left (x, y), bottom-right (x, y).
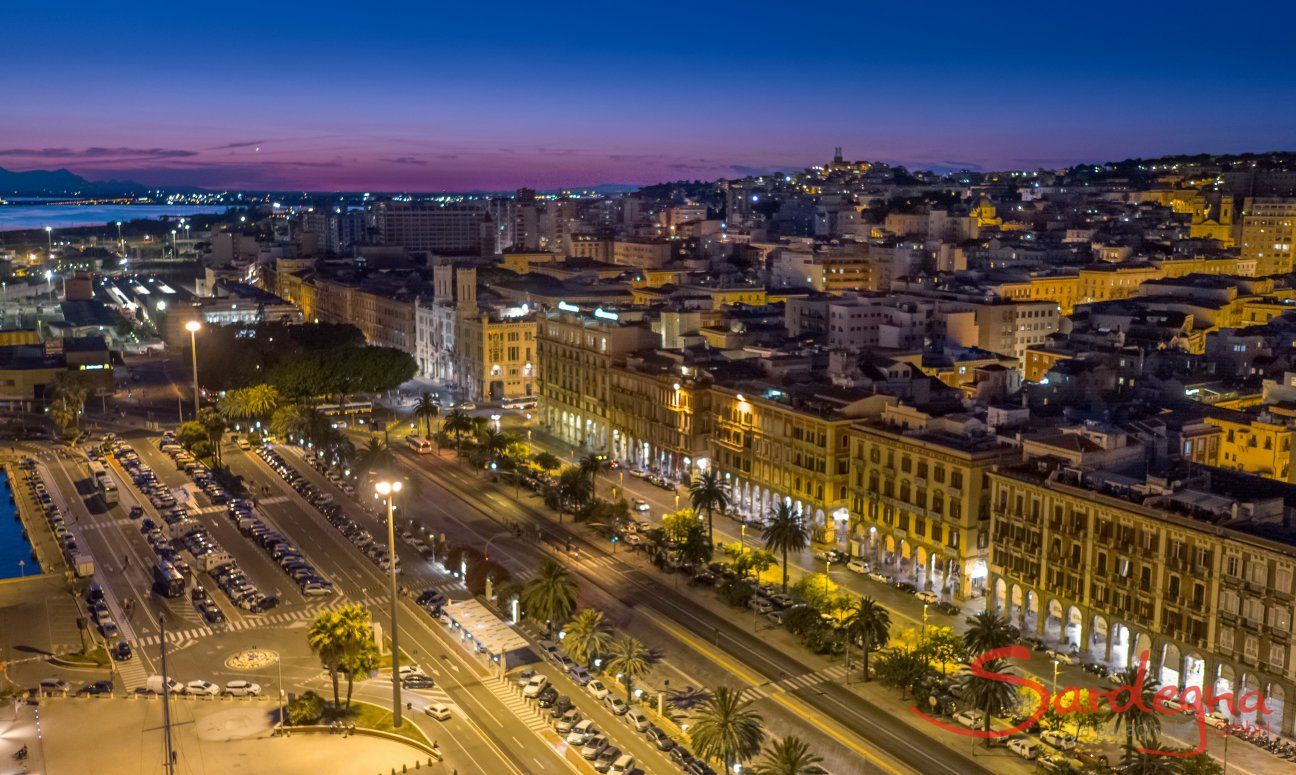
top-left (282, 698), bottom-right (440, 760)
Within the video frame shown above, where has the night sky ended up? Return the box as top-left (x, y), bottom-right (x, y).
top-left (4, 1), bottom-right (1293, 191)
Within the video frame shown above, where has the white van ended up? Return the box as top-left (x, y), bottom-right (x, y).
top-left (146, 675), bottom-right (185, 694)
top-left (608, 754), bottom-right (635, 775)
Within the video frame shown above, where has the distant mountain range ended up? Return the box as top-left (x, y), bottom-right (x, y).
top-left (0, 167), bottom-right (149, 197)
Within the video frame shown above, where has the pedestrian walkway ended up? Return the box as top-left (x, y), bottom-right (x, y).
top-left (114, 654), bottom-right (149, 690)
top-left (133, 596), bottom-right (385, 647)
top-left (488, 675), bottom-right (550, 733)
top-left (740, 663), bottom-right (851, 702)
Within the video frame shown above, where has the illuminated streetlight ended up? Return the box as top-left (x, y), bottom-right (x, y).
top-left (374, 479), bottom-right (405, 727)
top-left (44, 225), bottom-right (52, 256)
top-left (185, 320), bottom-right (202, 420)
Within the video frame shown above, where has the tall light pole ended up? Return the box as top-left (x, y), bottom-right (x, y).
top-left (374, 479), bottom-right (404, 727)
top-left (44, 225), bottom-right (52, 257)
top-left (185, 320), bottom-right (202, 420)
top-left (116, 221), bottom-right (123, 252)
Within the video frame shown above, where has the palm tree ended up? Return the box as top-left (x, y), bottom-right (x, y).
top-left (50, 371), bottom-right (90, 434)
top-left (220, 384), bottom-right (280, 420)
top-left (963, 610), bottom-right (1018, 655)
top-left (604, 634), bottom-right (651, 702)
top-left (841, 596), bottom-right (890, 681)
top-left (198, 407), bottom-right (228, 464)
top-left (749, 736), bottom-right (827, 775)
top-left (442, 409), bottom-right (473, 455)
top-left (412, 392), bottom-right (439, 438)
top-left (337, 606), bottom-right (379, 713)
top-left (690, 686), bottom-right (766, 771)
top-left (555, 467), bottom-right (593, 520)
top-left (578, 452), bottom-right (607, 493)
top-left (1110, 668), bottom-right (1163, 760)
top-left (353, 437), bottom-right (394, 488)
top-left (520, 559), bottom-right (578, 635)
top-left (1117, 741), bottom-right (1188, 774)
top-left (958, 658), bottom-right (1019, 743)
top-left (762, 501), bottom-right (808, 592)
top-left (689, 471), bottom-right (729, 547)
top-left (563, 608), bottom-right (612, 667)
top-left (479, 428), bottom-right (512, 466)
top-left (307, 605), bottom-right (371, 710)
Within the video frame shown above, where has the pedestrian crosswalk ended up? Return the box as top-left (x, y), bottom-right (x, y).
top-left (739, 664), bottom-right (852, 702)
top-left (133, 596), bottom-right (385, 647)
top-left (368, 676), bottom-right (454, 707)
top-left (115, 655), bottom-right (149, 690)
top-left (488, 676), bottom-right (550, 733)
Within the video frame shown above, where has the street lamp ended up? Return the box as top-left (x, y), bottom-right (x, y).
top-left (374, 479), bottom-right (404, 727)
top-left (44, 225), bottom-right (52, 256)
top-left (185, 320), bottom-right (202, 420)
top-left (1051, 659), bottom-right (1060, 696)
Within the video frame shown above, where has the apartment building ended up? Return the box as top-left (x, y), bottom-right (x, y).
top-left (607, 352), bottom-right (712, 479)
top-left (456, 312), bottom-right (536, 401)
top-left (1240, 198), bottom-right (1296, 277)
top-left (368, 201), bottom-right (496, 256)
top-left (710, 384), bottom-right (890, 543)
top-left (989, 450), bottom-right (1296, 735)
top-left (847, 404), bottom-right (1018, 599)
top-left (537, 307), bottom-right (657, 450)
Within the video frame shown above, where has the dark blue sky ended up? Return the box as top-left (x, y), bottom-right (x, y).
top-left (2, 1), bottom-right (1292, 190)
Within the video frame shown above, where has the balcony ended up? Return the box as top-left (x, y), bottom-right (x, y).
top-left (1221, 575), bottom-right (1242, 588)
top-left (1267, 625), bottom-right (1290, 641)
top-left (1241, 617), bottom-right (1262, 633)
top-left (1219, 609), bottom-right (1238, 623)
top-left (1245, 580), bottom-right (1266, 595)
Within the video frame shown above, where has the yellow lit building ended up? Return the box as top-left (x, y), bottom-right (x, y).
top-left (848, 405), bottom-right (1018, 599)
top-left (988, 460), bottom-right (1296, 735)
top-left (1204, 408), bottom-right (1296, 482)
top-left (607, 356), bottom-right (711, 480)
top-left (455, 313), bottom-right (537, 401)
top-left (1077, 263), bottom-right (1165, 306)
top-left (711, 386), bottom-right (891, 543)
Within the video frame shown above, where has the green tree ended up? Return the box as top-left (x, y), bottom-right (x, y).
top-left (198, 407), bottom-right (227, 464)
top-left (176, 420), bottom-right (207, 449)
top-left (1109, 667), bottom-right (1163, 761)
top-left (442, 409), bottom-right (474, 455)
top-left (339, 637), bottom-right (380, 712)
top-left (353, 437), bottom-right (394, 488)
top-left (267, 346), bottom-right (417, 398)
top-left (219, 384), bottom-right (280, 420)
top-left (604, 634), bottom-right (651, 702)
top-left (690, 686), bottom-right (766, 771)
top-left (285, 690), bottom-right (325, 725)
top-left (577, 452), bottom-right (608, 492)
top-left (749, 736), bottom-right (827, 775)
top-left (520, 559), bottom-right (578, 635)
top-left (963, 610), bottom-right (1018, 655)
top-left (958, 658), bottom-right (1019, 742)
top-left (917, 627), bottom-right (967, 677)
top-left (555, 467), bottom-right (593, 519)
top-left (841, 597), bottom-right (891, 682)
top-left (874, 648), bottom-right (933, 696)
top-left (531, 451), bottom-right (562, 473)
top-left (722, 542), bottom-right (776, 582)
top-left (688, 470), bottom-right (729, 548)
top-left (562, 608), bottom-right (612, 667)
top-left (478, 428), bottom-right (512, 466)
top-left (762, 501), bottom-right (808, 592)
top-left (307, 604), bottom-right (371, 710)
top-left (412, 392), bottom-right (439, 439)
top-left (1117, 741), bottom-right (1190, 774)
top-left (661, 508), bottom-right (704, 544)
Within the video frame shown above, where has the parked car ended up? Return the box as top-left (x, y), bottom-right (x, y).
top-left (954, 709), bottom-right (986, 729)
top-left (566, 719), bottom-right (598, 745)
top-left (586, 679), bottom-right (610, 700)
top-left (185, 680), bottom-right (220, 696)
top-left (1041, 729), bottom-right (1077, 751)
top-left (554, 708), bottom-right (581, 733)
top-left (580, 734), bottom-right (610, 760)
top-left (916, 591), bottom-right (939, 604)
top-left (76, 679), bottom-right (114, 696)
top-left (605, 695), bottom-right (629, 715)
top-left (625, 708), bottom-right (650, 732)
top-left (224, 680), bottom-right (261, 696)
top-left (646, 726), bottom-right (676, 751)
top-left (846, 559), bottom-right (868, 573)
top-left (1008, 737), bottom-right (1041, 760)
top-left (1045, 649), bottom-right (1076, 665)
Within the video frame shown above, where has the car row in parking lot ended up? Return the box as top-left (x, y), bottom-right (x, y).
top-left (223, 496), bottom-right (333, 597)
top-left (17, 458), bottom-right (84, 573)
top-left (528, 641), bottom-right (717, 775)
top-left (257, 444), bottom-right (398, 574)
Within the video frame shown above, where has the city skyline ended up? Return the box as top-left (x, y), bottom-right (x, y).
top-left (4, 1), bottom-right (1294, 191)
